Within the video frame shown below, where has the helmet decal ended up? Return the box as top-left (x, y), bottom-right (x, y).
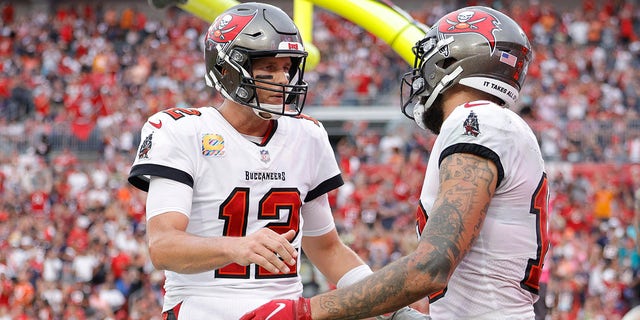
top-left (439, 8), bottom-right (501, 54)
top-left (206, 12), bottom-right (256, 44)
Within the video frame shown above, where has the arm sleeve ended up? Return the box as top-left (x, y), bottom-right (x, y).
top-left (145, 177), bottom-right (193, 221)
top-left (301, 193), bottom-right (335, 237)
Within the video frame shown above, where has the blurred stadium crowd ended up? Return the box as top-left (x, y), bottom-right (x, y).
top-left (1, 0), bottom-right (640, 319)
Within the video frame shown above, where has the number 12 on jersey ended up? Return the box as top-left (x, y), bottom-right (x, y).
top-left (216, 187), bottom-right (301, 279)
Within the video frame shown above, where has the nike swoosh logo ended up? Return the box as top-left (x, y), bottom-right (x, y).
top-left (464, 102), bottom-right (489, 108)
top-left (265, 303), bottom-right (286, 320)
top-left (148, 120), bottom-right (162, 129)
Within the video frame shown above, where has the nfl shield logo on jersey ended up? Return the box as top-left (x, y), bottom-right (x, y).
top-left (260, 149), bottom-right (270, 163)
top-left (202, 133), bottom-right (225, 157)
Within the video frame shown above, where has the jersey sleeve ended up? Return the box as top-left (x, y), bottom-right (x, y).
top-left (301, 193), bottom-right (335, 236)
top-left (437, 102), bottom-right (508, 188)
top-left (303, 121), bottom-right (344, 202)
top-left (145, 177), bottom-right (193, 220)
top-left (128, 111), bottom-right (199, 192)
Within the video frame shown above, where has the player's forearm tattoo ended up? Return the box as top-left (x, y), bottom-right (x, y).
top-left (317, 259), bottom-right (413, 319)
top-left (314, 154), bottom-right (496, 319)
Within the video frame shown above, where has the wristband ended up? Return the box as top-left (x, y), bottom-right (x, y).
top-left (337, 264), bottom-right (374, 288)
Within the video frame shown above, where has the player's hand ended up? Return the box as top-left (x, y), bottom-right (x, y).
top-left (376, 306), bottom-right (431, 320)
top-left (229, 229), bottom-right (298, 274)
top-left (240, 297), bottom-right (312, 320)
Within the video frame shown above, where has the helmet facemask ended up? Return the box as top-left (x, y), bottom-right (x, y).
top-left (245, 51), bottom-right (308, 120)
top-left (401, 34), bottom-right (460, 131)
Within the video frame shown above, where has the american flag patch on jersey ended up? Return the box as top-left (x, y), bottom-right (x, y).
top-left (499, 51), bottom-right (517, 67)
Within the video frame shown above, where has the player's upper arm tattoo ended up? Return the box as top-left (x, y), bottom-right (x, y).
top-left (418, 153), bottom-right (497, 275)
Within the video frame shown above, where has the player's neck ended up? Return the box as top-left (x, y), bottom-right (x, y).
top-left (442, 88), bottom-right (486, 120)
top-left (217, 101), bottom-right (272, 137)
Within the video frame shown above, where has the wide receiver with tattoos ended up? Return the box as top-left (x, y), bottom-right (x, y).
top-left (241, 6), bottom-right (549, 320)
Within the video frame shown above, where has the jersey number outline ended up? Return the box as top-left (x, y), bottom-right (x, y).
top-left (215, 187), bottom-right (301, 279)
top-left (163, 107), bottom-right (202, 120)
top-left (521, 173), bottom-right (550, 294)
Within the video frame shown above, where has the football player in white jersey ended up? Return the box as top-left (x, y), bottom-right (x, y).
top-left (242, 6), bottom-right (550, 320)
top-left (128, 3), bottom-right (425, 319)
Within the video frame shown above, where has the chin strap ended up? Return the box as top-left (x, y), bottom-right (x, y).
top-left (253, 103), bottom-right (282, 120)
top-left (413, 66), bottom-right (464, 130)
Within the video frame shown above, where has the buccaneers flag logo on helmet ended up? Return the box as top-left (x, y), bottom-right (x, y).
top-left (206, 12), bottom-right (255, 45)
top-left (438, 8), bottom-right (501, 54)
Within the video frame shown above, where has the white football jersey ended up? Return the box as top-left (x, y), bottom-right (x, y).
top-left (416, 101), bottom-right (549, 319)
top-left (128, 107), bottom-right (343, 317)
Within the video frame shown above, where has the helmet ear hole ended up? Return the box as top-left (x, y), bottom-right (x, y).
top-left (440, 58), bottom-right (457, 69)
